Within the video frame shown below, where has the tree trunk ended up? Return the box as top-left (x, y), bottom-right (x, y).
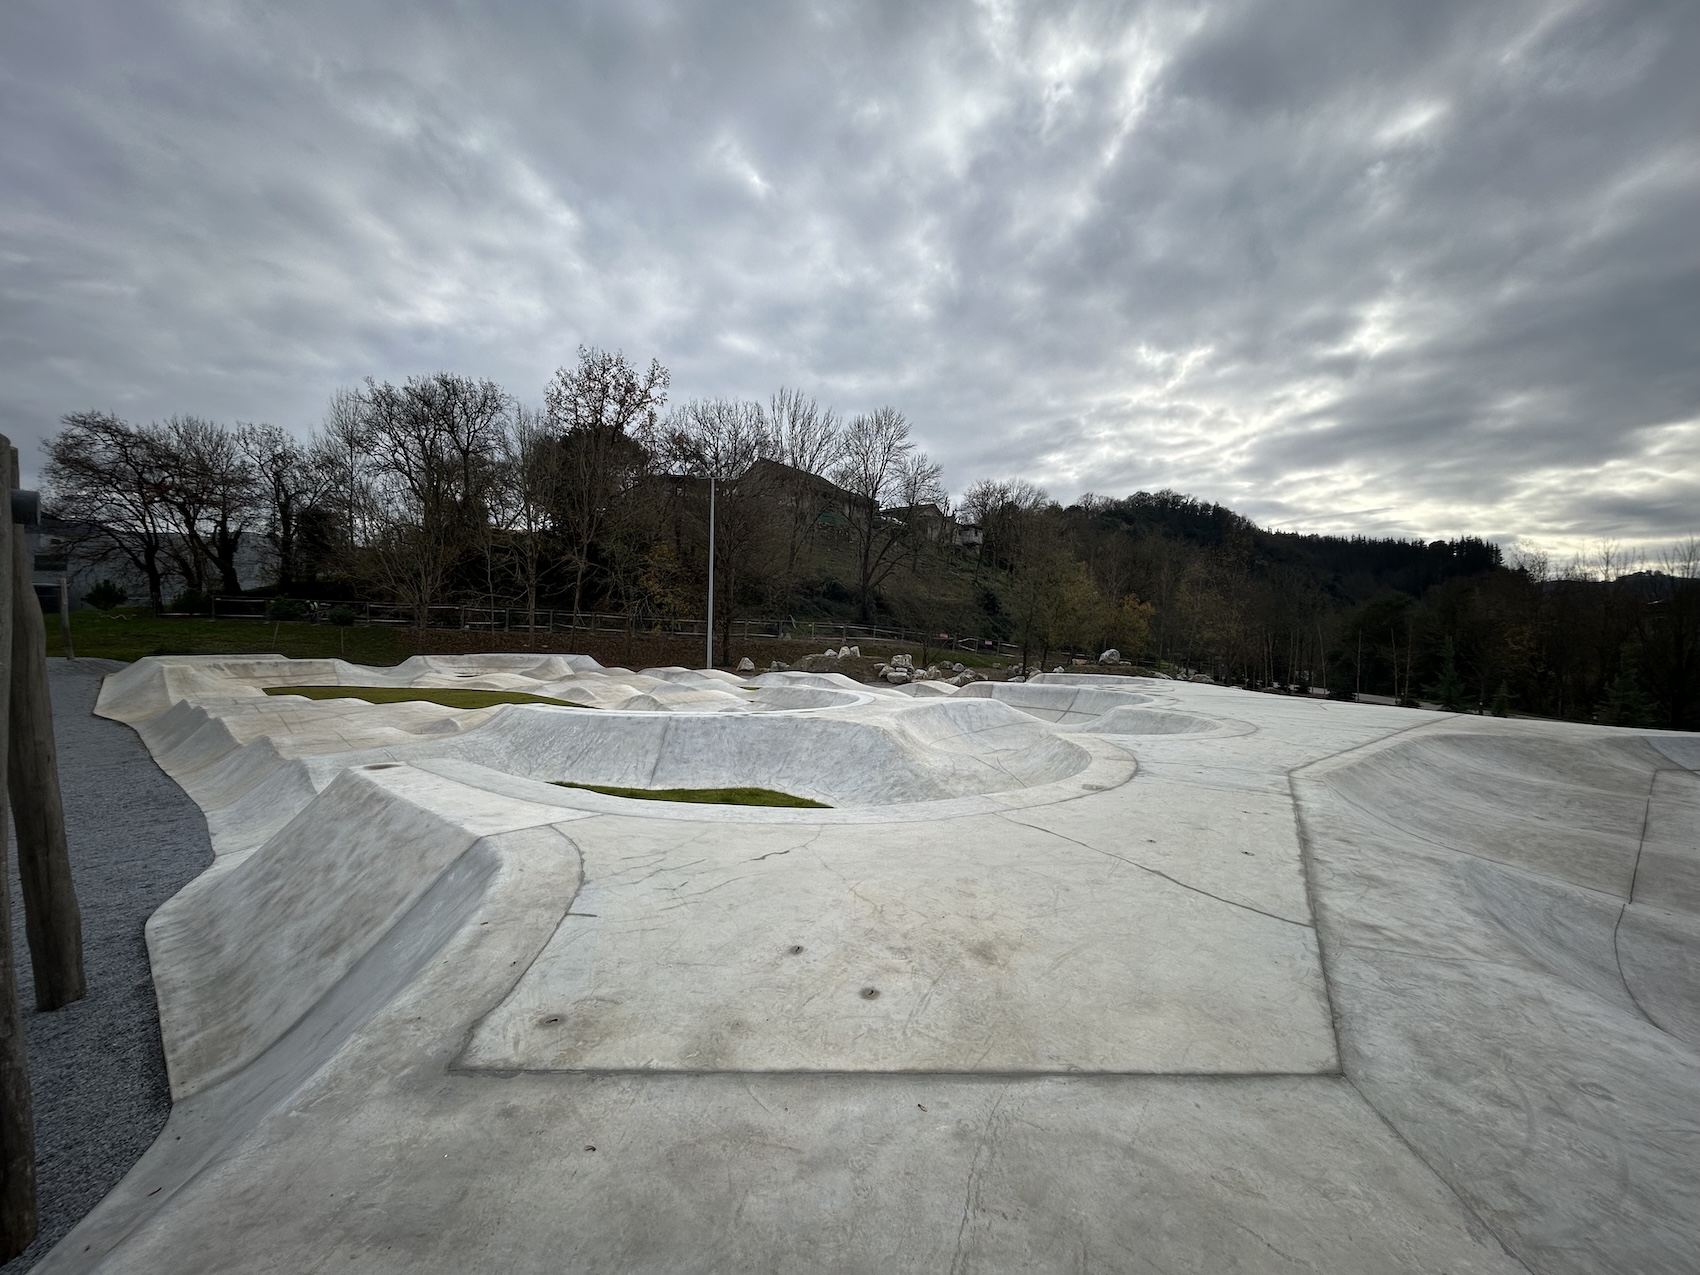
top-left (144, 546), bottom-right (165, 616)
top-left (8, 449), bottom-right (84, 1010)
top-left (0, 436), bottom-right (36, 1262)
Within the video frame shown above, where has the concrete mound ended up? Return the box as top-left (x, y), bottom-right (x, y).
top-left (954, 680), bottom-right (1153, 723)
top-left (427, 696), bottom-right (1093, 806)
top-left (1298, 723), bottom-right (1700, 1272)
top-left (1081, 706), bottom-right (1221, 735)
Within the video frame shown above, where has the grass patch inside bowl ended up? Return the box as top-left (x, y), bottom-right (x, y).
top-left (263, 685), bottom-right (593, 710)
top-left (552, 782), bottom-right (827, 808)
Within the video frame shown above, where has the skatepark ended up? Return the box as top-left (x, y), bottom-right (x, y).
top-left (18, 654), bottom-right (1700, 1272)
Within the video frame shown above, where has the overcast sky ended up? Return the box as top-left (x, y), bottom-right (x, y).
top-left (3, 0), bottom-right (1697, 556)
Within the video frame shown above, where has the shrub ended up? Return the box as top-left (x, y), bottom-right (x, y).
top-left (267, 596), bottom-right (308, 621)
top-left (327, 605), bottom-right (358, 627)
top-left (168, 588), bottom-right (214, 615)
top-left (83, 579), bottom-right (128, 612)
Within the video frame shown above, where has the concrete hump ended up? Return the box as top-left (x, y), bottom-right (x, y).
top-left (750, 669), bottom-right (874, 693)
top-left (1317, 730), bottom-right (1659, 897)
top-left (955, 680), bottom-right (1153, 724)
top-left (1299, 723), bottom-right (1700, 1274)
top-left (143, 763), bottom-right (576, 1100)
top-left (411, 697), bottom-right (1093, 806)
top-left (1081, 706), bottom-right (1220, 735)
top-left (743, 686), bottom-right (860, 710)
top-left (196, 739), bottom-right (322, 857)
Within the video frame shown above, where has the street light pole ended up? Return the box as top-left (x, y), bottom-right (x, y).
top-left (705, 474), bottom-right (716, 670)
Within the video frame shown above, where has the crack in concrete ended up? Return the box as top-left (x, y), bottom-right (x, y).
top-left (1004, 813), bottom-right (1313, 930)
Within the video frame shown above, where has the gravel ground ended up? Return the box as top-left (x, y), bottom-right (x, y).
top-left (3, 659), bottom-right (212, 1273)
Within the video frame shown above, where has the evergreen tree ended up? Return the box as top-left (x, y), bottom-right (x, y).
top-left (1490, 682), bottom-right (1511, 718)
top-left (1428, 636), bottom-right (1469, 712)
top-left (1600, 651), bottom-right (1655, 728)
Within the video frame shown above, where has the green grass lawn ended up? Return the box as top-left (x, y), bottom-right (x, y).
top-left (54, 609), bottom-right (415, 665)
top-left (551, 781), bottom-right (828, 808)
top-left (262, 685), bottom-right (592, 710)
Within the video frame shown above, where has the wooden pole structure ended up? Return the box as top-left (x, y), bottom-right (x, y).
top-left (58, 578), bottom-right (73, 660)
top-left (8, 448), bottom-right (84, 1010)
top-left (0, 433), bottom-right (34, 1262)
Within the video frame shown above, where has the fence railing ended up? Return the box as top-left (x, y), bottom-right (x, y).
top-left (204, 597), bottom-right (1027, 659)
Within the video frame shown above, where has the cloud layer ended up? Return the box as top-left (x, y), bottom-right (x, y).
top-left (3, 0), bottom-right (1697, 554)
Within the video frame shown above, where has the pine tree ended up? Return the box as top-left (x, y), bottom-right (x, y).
top-left (1428, 636), bottom-right (1469, 712)
top-left (1490, 682), bottom-right (1511, 718)
top-left (1600, 652), bottom-right (1655, 728)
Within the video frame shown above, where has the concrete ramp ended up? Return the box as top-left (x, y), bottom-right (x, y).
top-left (1081, 706), bottom-right (1222, 735)
top-left (436, 697), bottom-right (1095, 806)
top-left (956, 680), bottom-right (1152, 722)
top-left (145, 763), bottom-right (581, 1099)
top-left (1297, 721), bottom-right (1700, 1274)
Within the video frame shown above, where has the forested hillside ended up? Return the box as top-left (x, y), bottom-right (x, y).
top-left (41, 349), bottom-right (1699, 730)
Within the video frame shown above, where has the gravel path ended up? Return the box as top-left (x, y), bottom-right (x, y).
top-left (3, 659), bottom-right (212, 1273)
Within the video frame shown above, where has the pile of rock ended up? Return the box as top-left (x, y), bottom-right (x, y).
top-left (791, 645), bottom-right (863, 674)
top-left (870, 656), bottom-right (984, 687)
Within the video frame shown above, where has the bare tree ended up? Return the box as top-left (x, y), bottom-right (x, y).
top-left (960, 477), bottom-right (1048, 572)
top-left (319, 386), bottom-right (373, 567)
top-left (157, 417), bottom-right (259, 597)
top-left (767, 387), bottom-right (844, 574)
top-left (42, 412), bottom-right (176, 613)
top-left (661, 398), bottom-right (780, 656)
top-left (544, 347), bottom-right (669, 616)
top-left (894, 449), bottom-right (948, 573)
top-left (358, 373), bottom-right (510, 629)
top-left (239, 424), bottom-right (336, 594)
top-left (832, 407), bottom-right (941, 623)
top-left (494, 405), bottom-right (561, 639)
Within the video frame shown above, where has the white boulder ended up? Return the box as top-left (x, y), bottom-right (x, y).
top-left (736, 657), bottom-right (755, 672)
top-left (1099, 649), bottom-right (1120, 665)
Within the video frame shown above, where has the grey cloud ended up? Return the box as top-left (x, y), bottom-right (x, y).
top-left (1, 0), bottom-right (1695, 554)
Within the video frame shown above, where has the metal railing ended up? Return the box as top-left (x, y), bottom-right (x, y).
top-left (205, 596), bottom-right (1026, 658)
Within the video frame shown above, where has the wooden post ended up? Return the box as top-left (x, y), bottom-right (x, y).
top-left (58, 578), bottom-right (73, 660)
top-left (7, 449), bottom-right (83, 1011)
top-left (0, 434), bottom-right (34, 1261)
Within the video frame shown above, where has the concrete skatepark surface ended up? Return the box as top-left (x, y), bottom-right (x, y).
top-left (20, 654), bottom-right (1699, 1271)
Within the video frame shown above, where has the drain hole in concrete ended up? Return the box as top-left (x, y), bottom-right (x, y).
top-left (788, 945), bottom-right (804, 955)
top-left (860, 987), bottom-right (879, 999)
top-left (540, 1015), bottom-right (561, 1025)
top-left (364, 763), bottom-right (401, 770)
